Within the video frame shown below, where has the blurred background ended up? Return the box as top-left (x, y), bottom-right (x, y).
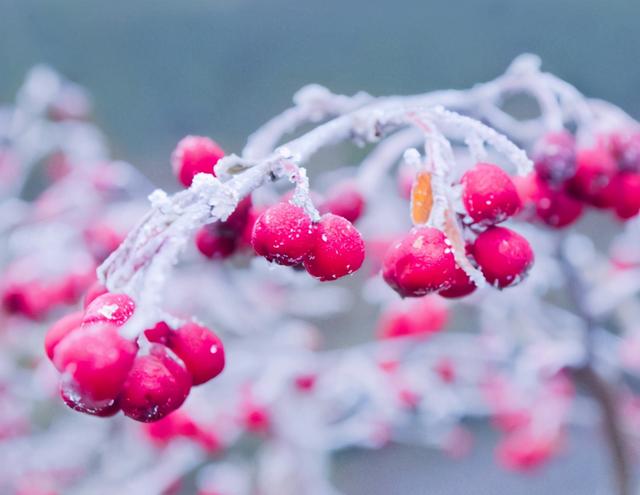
top-left (1, 1), bottom-right (639, 493)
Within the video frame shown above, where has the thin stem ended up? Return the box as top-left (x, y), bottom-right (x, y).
top-left (559, 240), bottom-right (632, 495)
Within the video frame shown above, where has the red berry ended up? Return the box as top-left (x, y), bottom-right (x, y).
top-left (144, 321), bottom-right (172, 346)
top-left (221, 196), bottom-right (253, 234)
top-left (319, 181), bottom-right (365, 223)
top-left (438, 266), bottom-right (476, 298)
top-left (377, 296), bottom-right (448, 340)
top-left (167, 322), bottom-right (225, 386)
top-left (83, 293), bottom-right (135, 327)
top-left (567, 147), bottom-right (617, 206)
top-left (497, 430), bottom-right (557, 471)
top-left (120, 345), bottom-right (192, 422)
top-left (533, 178), bottom-right (583, 228)
top-left (242, 404), bottom-right (270, 434)
top-left (382, 227), bottom-right (456, 297)
top-left (83, 222), bottom-right (123, 263)
top-left (611, 172), bottom-right (640, 219)
top-left (303, 214), bottom-right (365, 281)
top-left (472, 226), bottom-right (534, 288)
top-left (44, 311), bottom-right (84, 361)
top-left (532, 131), bottom-right (576, 184)
top-left (60, 386), bottom-right (121, 417)
top-left (53, 323), bottom-right (137, 402)
top-left (171, 136), bottom-right (225, 188)
top-left (461, 163), bottom-right (521, 224)
top-left (251, 202), bottom-right (316, 266)
top-left (2, 281), bottom-right (52, 320)
top-left (83, 281), bottom-right (108, 308)
top-left (605, 132), bottom-right (640, 172)
top-left (195, 226), bottom-right (237, 259)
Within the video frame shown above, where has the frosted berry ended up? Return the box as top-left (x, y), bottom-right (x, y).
top-left (438, 266), bottom-right (477, 299)
top-left (167, 322), bottom-right (225, 386)
top-left (377, 296), bottom-right (448, 340)
top-left (472, 226), bottom-right (534, 288)
top-left (461, 163), bottom-right (521, 224)
top-left (319, 181), bottom-right (365, 223)
top-left (533, 178), bottom-right (583, 228)
top-left (382, 228), bottom-right (456, 297)
top-left (44, 311), bottom-right (84, 361)
top-left (171, 136), bottom-right (225, 188)
top-left (303, 213), bottom-right (365, 281)
top-left (532, 131), bottom-right (576, 184)
top-left (195, 226), bottom-right (237, 259)
top-left (53, 323), bottom-right (137, 402)
top-left (567, 147), bottom-right (617, 206)
top-left (83, 292), bottom-right (135, 327)
top-left (251, 202), bottom-right (315, 266)
top-left (120, 345), bottom-right (192, 422)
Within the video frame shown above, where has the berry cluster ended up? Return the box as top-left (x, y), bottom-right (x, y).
top-left (383, 163), bottom-right (534, 297)
top-left (251, 201), bottom-right (365, 281)
top-left (515, 131), bottom-right (640, 228)
top-left (45, 289), bottom-right (225, 422)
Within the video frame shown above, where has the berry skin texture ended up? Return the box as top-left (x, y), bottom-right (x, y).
top-left (120, 345), bottom-right (192, 422)
top-left (53, 323), bottom-right (137, 402)
top-left (303, 213), bottom-right (365, 281)
top-left (60, 386), bottom-right (121, 417)
top-left (461, 163), bottom-right (521, 224)
top-left (171, 136), bottom-right (225, 188)
top-left (382, 228), bottom-right (457, 297)
top-left (251, 202), bottom-right (316, 266)
top-left (532, 131), bottom-right (576, 184)
top-left (319, 181), bottom-right (366, 224)
top-left (472, 226), bottom-right (534, 288)
top-left (82, 293), bottom-right (135, 327)
top-left (438, 266), bottom-right (477, 299)
top-left (44, 311), bottom-right (84, 361)
top-left (377, 297), bottom-right (448, 340)
top-left (167, 322), bottom-right (225, 386)
top-left (567, 147), bottom-right (617, 206)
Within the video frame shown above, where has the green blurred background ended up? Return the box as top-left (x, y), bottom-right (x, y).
top-left (2, 0), bottom-right (639, 189)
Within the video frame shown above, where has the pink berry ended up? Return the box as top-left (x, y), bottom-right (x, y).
top-left (612, 172), bottom-right (640, 220)
top-left (532, 131), bottom-right (576, 184)
top-left (382, 227), bottom-right (457, 297)
top-left (438, 266), bottom-right (477, 299)
top-left (195, 226), bottom-right (237, 259)
top-left (472, 226), bottom-right (534, 288)
top-left (83, 222), bottom-right (123, 263)
top-left (533, 178), bottom-right (584, 228)
top-left (319, 181), bottom-right (365, 223)
top-left (377, 296), bottom-right (448, 340)
top-left (171, 136), bottom-right (225, 188)
top-left (83, 281), bottom-right (108, 308)
top-left (167, 322), bottom-right (225, 386)
top-left (567, 147), bottom-right (617, 206)
top-left (251, 202), bottom-right (316, 266)
top-left (497, 430), bottom-right (557, 471)
top-left (83, 292), bottom-right (135, 327)
top-left (2, 281), bottom-right (52, 320)
top-left (53, 323), bottom-right (137, 402)
top-left (303, 213), bottom-right (365, 281)
top-left (120, 345), bottom-right (192, 422)
top-left (44, 311), bottom-right (84, 361)
top-left (461, 163), bottom-right (521, 224)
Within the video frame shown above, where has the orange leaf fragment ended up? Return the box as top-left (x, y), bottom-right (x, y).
top-left (411, 171), bottom-right (433, 225)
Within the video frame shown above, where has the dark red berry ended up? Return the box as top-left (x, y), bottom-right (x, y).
top-left (566, 147), bottom-right (617, 207)
top-left (532, 131), bottom-right (576, 184)
top-left (438, 266), bottom-right (476, 299)
top-left (251, 202), bottom-right (316, 266)
top-left (167, 322), bottom-right (225, 386)
top-left (472, 226), bottom-right (534, 288)
top-left (382, 227), bottom-right (457, 297)
top-left (461, 163), bottom-right (521, 224)
top-left (120, 345), bottom-right (192, 422)
top-left (303, 214), bottom-right (365, 281)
